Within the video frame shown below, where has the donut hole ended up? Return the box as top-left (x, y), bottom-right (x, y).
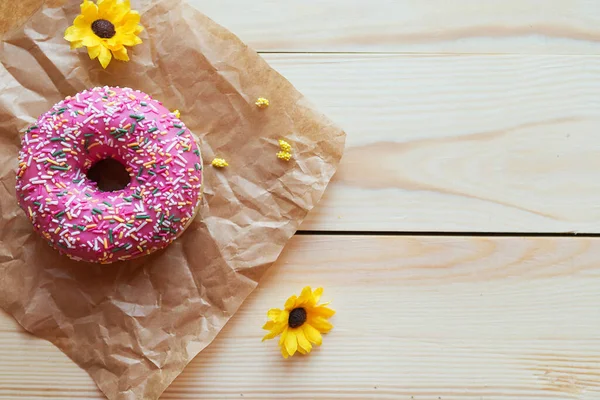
top-left (86, 158), bottom-right (131, 192)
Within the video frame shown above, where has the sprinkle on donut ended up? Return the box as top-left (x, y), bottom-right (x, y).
top-left (16, 86), bottom-right (203, 264)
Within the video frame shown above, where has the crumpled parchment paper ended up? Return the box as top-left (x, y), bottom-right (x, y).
top-left (0, 1), bottom-right (346, 398)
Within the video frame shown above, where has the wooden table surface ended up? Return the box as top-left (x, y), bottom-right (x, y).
top-left (2, 1), bottom-right (600, 399)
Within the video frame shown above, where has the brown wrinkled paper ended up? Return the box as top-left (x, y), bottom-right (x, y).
top-left (0, 1), bottom-right (345, 398)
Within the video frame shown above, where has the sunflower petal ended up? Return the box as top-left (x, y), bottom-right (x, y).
top-left (310, 316), bottom-right (334, 333)
top-left (73, 14), bottom-right (93, 30)
top-left (134, 24), bottom-right (144, 35)
top-left (298, 286), bottom-right (313, 306)
top-left (262, 321), bottom-right (286, 341)
top-left (112, 0), bottom-right (132, 22)
top-left (284, 295), bottom-right (297, 311)
top-left (64, 25), bottom-right (84, 42)
top-left (267, 308), bottom-right (283, 321)
top-left (87, 45), bottom-right (101, 60)
top-left (310, 305), bottom-right (336, 318)
top-left (112, 46), bottom-right (129, 61)
top-left (284, 329), bottom-right (298, 357)
top-left (119, 11), bottom-right (141, 31)
top-left (97, 0), bottom-right (117, 19)
top-left (80, 32), bottom-right (102, 48)
top-left (279, 326), bottom-right (288, 347)
top-left (296, 327), bottom-right (312, 354)
top-left (303, 323), bottom-right (323, 346)
top-left (281, 344), bottom-right (290, 359)
top-left (313, 287), bottom-right (324, 303)
top-left (97, 45), bottom-right (112, 69)
top-left (118, 33), bottom-right (143, 46)
top-left (262, 320), bottom-right (275, 330)
top-left (262, 328), bottom-right (282, 341)
top-left (80, 0), bottom-right (99, 21)
top-left (70, 40), bottom-right (84, 50)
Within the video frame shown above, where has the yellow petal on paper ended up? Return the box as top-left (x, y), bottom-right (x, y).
top-left (211, 158), bottom-right (229, 168)
top-left (277, 151), bottom-right (292, 161)
top-left (255, 97), bottom-right (270, 108)
top-left (278, 139), bottom-right (292, 153)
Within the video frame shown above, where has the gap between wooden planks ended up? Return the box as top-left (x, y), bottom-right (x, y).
top-left (2, 235), bottom-right (600, 399)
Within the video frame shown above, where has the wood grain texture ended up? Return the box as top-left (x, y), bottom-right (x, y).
top-left (3, 1), bottom-right (600, 54)
top-left (191, 0), bottom-right (600, 54)
top-left (3, 5), bottom-right (600, 233)
top-left (260, 53), bottom-right (600, 233)
top-left (2, 235), bottom-right (600, 399)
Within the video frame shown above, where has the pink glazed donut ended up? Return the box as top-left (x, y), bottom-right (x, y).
top-left (16, 87), bottom-right (203, 264)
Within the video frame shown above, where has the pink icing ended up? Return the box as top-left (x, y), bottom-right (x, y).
top-left (16, 86), bottom-right (203, 263)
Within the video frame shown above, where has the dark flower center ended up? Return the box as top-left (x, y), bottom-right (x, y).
top-left (91, 19), bottom-right (116, 39)
top-left (288, 307), bottom-right (307, 329)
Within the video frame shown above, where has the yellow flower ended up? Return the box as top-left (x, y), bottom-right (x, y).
top-left (277, 151), bottom-right (292, 161)
top-left (263, 287), bottom-right (335, 359)
top-left (255, 97), bottom-right (270, 108)
top-left (64, 0), bottom-right (144, 69)
top-left (211, 158), bottom-right (229, 168)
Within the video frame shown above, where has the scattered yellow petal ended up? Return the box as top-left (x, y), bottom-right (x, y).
top-left (277, 151), bottom-right (292, 161)
top-left (172, 109), bottom-right (181, 118)
top-left (211, 158), bottom-right (229, 168)
top-left (262, 286), bottom-right (334, 358)
top-left (255, 97), bottom-right (270, 108)
top-left (278, 139), bottom-right (292, 153)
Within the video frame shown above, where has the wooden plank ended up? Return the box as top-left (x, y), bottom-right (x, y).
top-left (2, 235), bottom-right (600, 399)
top-left (259, 53), bottom-right (600, 233)
top-left (193, 0), bottom-right (600, 54)
top-left (2, 7), bottom-right (600, 233)
top-left (3, 1), bottom-right (600, 54)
